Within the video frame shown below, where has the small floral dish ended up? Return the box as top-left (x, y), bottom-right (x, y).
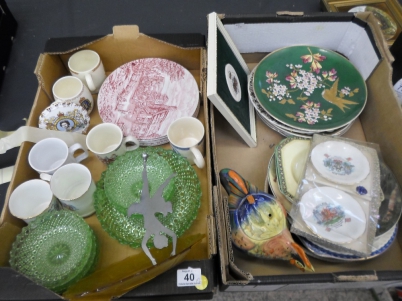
top-left (38, 102), bottom-right (90, 134)
top-left (311, 140), bottom-right (370, 185)
top-left (252, 45), bottom-right (367, 132)
top-left (299, 186), bottom-right (366, 244)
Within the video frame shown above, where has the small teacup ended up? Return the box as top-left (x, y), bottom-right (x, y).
top-left (68, 49), bottom-right (106, 93)
top-left (86, 123), bottom-right (140, 164)
top-left (28, 138), bottom-right (88, 179)
top-left (167, 117), bottom-right (205, 169)
top-left (8, 179), bottom-right (56, 223)
top-left (41, 163), bottom-right (95, 217)
top-left (52, 76), bottom-right (94, 113)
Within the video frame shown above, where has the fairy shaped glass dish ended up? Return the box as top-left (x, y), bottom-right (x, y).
top-left (94, 147), bottom-right (202, 248)
top-left (252, 45), bottom-right (367, 133)
top-left (9, 204), bottom-right (98, 294)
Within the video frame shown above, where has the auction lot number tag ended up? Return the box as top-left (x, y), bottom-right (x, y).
top-left (177, 267), bottom-right (201, 287)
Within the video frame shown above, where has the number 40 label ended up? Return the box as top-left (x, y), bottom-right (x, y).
top-left (177, 268), bottom-right (201, 287)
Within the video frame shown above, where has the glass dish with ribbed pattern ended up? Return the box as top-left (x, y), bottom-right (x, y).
top-left (9, 209), bottom-right (98, 294)
top-left (94, 147), bottom-right (202, 248)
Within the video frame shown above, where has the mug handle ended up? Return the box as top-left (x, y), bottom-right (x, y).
top-left (69, 143), bottom-right (89, 162)
top-left (190, 147), bottom-right (205, 169)
top-left (85, 74), bottom-right (96, 92)
top-left (124, 136), bottom-right (140, 151)
top-left (40, 173), bottom-right (52, 182)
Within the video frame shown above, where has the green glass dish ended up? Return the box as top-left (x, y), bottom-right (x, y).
top-left (9, 209), bottom-right (98, 294)
top-left (104, 150), bottom-right (176, 215)
top-left (94, 147), bottom-right (202, 248)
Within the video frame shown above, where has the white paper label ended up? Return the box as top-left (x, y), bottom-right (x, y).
top-left (177, 268), bottom-right (201, 287)
top-left (394, 78), bottom-right (402, 105)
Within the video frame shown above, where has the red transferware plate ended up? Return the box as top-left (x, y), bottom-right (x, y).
top-left (98, 58), bottom-right (199, 144)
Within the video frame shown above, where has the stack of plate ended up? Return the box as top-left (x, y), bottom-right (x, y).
top-left (266, 136), bottom-right (402, 262)
top-left (94, 147), bottom-right (202, 248)
top-left (9, 209), bottom-right (98, 293)
top-left (273, 136), bottom-right (311, 205)
top-left (97, 58), bottom-right (200, 146)
top-left (249, 45), bottom-right (367, 137)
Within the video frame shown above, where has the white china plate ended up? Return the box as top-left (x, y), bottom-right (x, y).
top-left (311, 140), bottom-right (370, 185)
top-left (98, 58), bottom-right (199, 145)
top-left (299, 186), bottom-right (366, 244)
top-left (38, 102), bottom-right (90, 134)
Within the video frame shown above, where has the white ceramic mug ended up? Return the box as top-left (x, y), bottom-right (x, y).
top-left (29, 138), bottom-right (88, 179)
top-left (8, 179), bottom-right (56, 223)
top-left (41, 163), bottom-right (95, 217)
top-left (52, 76), bottom-right (94, 114)
top-left (167, 117), bottom-right (205, 169)
top-left (68, 49), bottom-right (106, 93)
top-left (86, 123), bottom-right (140, 164)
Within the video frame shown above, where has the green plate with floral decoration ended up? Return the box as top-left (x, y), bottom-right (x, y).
top-left (252, 45), bottom-right (367, 132)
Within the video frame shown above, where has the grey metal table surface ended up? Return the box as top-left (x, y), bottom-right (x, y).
top-left (1, 1), bottom-right (402, 301)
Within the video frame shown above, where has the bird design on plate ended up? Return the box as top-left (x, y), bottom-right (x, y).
top-left (321, 78), bottom-right (358, 112)
top-left (219, 168), bottom-right (314, 272)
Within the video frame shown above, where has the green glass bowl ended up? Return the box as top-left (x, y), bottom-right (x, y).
top-left (104, 150), bottom-right (176, 215)
top-left (9, 209), bottom-right (98, 293)
top-left (94, 147), bottom-right (202, 248)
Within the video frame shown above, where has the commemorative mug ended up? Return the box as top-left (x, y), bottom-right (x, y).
top-left (28, 137), bottom-right (88, 178)
top-left (167, 117), bottom-right (205, 169)
top-left (68, 49), bottom-right (106, 93)
top-left (41, 163), bottom-right (96, 217)
top-left (8, 179), bottom-right (56, 223)
top-left (86, 123), bottom-right (140, 165)
top-left (52, 76), bottom-right (94, 113)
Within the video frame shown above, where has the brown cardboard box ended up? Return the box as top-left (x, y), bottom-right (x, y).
top-left (208, 12), bottom-right (402, 290)
top-left (0, 25), bottom-right (216, 299)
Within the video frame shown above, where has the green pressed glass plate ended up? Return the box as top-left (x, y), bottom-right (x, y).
top-left (253, 45), bottom-right (367, 132)
top-left (9, 209), bottom-right (98, 293)
top-left (94, 147), bottom-right (202, 248)
top-left (104, 151), bottom-right (176, 215)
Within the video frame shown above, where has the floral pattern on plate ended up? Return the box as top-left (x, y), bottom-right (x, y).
top-left (38, 102), bottom-right (90, 134)
top-left (323, 154), bottom-right (354, 176)
top-left (299, 186), bottom-right (366, 244)
top-left (252, 45), bottom-right (367, 132)
top-left (311, 140), bottom-right (370, 185)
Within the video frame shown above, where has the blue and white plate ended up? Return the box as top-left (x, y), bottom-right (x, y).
top-left (299, 225), bottom-right (397, 262)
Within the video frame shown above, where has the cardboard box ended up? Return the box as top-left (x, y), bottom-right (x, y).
top-left (0, 25), bottom-right (216, 300)
top-left (208, 12), bottom-right (402, 291)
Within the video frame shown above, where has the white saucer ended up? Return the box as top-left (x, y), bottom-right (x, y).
top-left (299, 186), bottom-right (366, 244)
top-left (311, 140), bottom-right (370, 185)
